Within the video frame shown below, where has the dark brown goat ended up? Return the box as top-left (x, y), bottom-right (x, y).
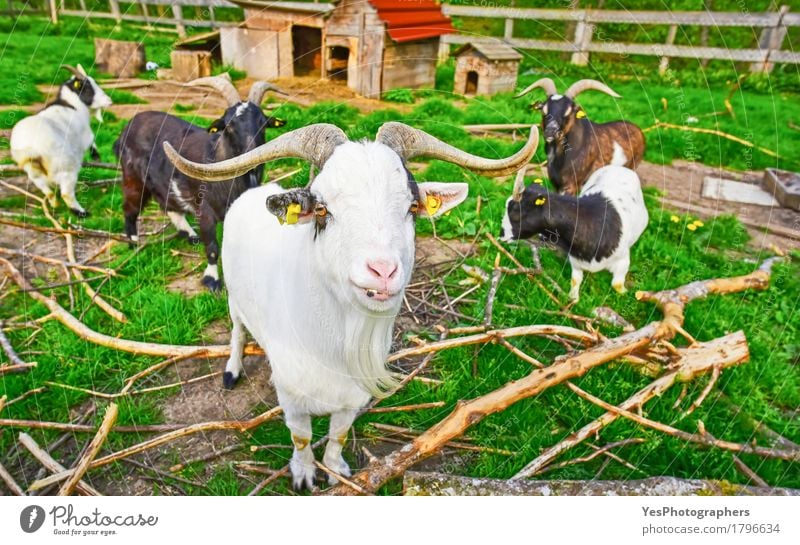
top-left (113, 75), bottom-right (285, 291)
top-left (516, 78), bottom-right (645, 195)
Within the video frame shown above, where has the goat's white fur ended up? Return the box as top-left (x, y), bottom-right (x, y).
top-left (10, 66), bottom-right (111, 214)
top-left (568, 165), bottom-right (648, 301)
top-left (222, 141), bottom-right (468, 488)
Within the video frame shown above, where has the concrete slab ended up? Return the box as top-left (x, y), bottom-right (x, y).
top-left (763, 168), bottom-right (800, 211)
top-left (701, 176), bottom-right (779, 207)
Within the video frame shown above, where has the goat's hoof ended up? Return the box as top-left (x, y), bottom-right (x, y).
top-left (201, 275), bottom-right (222, 293)
top-left (290, 462), bottom-right (316, 491)
top-left (177, 231), bottom-right (201, 245)
top-left (222, 371), bottom-right (239, 389)
top-left (71, 208), bottom-right (89, 218)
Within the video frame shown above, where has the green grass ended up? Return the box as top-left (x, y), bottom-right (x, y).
top-left (0, 14), bottom-right (799, 495)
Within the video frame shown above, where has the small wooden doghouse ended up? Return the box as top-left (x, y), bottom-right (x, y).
top-left (453, 42), bottom-right (522, 97)
top-left (222, 0), bottom-right (455, 97)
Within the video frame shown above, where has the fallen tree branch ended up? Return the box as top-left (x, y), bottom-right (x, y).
top-left (403, 472), bottom-right (800, 496)
top-left (0, 460), bottom-right (24, 495)
top-left (513, 332), bottom-right (750, 478)
top-left (324, 261), bottom-right (778, 495)
top-left (58, 403), bottom-right (119, 496)
top-left (18, 432), bottom-right (101, 496)
top-left (28, 406), bottom-right (283, 491)
top-left (0, 247), bottom-right (116, 276)
top-left (0, 325), bottom-right (36, 369)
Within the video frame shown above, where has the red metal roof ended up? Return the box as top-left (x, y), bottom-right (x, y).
top-left (368, 0), bottom-right (455, 43)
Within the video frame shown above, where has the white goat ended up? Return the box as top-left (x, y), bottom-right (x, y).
top-left (10, 64), bottom-right (112, 216)
top-left (165, 122), bottom-right (539, 489)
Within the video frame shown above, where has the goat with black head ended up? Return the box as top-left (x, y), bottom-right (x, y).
top-left (516, 78), bottom-right (645, 195)
top-left (113, 74), bottom-right (286, 291)
top-left (10, 64), bottom-right (112, 217)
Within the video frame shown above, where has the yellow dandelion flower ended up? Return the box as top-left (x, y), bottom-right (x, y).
top-left (687, 223), bottom-right (697, 231)
top-left (670, 215), bottom-right (680, 223)
top-left (693, 220), bottom-right (704, 227)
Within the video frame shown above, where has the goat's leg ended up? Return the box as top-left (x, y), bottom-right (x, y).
top-left (609, 254), bottom-right (630, 294)
top-left (198, 213), bottom-right (222, 292)
top-left (167, 212), bottom-right (201, 244)
top-left (322, 409), bottom-right (358, 484)
top-left (55, 170), bottom-right (88, 218)
top-left (222, 307), bottom-right (246, 389)
top-left (23, 163), bottom-right (57, 208)
top-left (568, 264), bottom-right (584, 302)
top-left (122, 175), bottom-right (150, 244)
top-left (282, 404), bottom-right (316, 490)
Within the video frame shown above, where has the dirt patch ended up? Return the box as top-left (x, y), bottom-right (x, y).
top-left (638, 160), bottom-right (800, 251)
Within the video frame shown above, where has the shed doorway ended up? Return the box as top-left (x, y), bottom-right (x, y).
top-left (465, 71), bottom-right (479, 95)
top-left (292, 26), bottom-right (322, 76)
top-left (328, 46), bottom-right (349, 81)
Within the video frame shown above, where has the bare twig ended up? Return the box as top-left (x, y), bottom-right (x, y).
top-left (0, 247), bottom-right (116, 276)
top-left (58, 403), bottom-right (119, 496)
top-left (18, 433), bottom-right (101, 496)
top-left (367, 401), bottom-right (446, 414)
top-left (0, 460), bottom-right (24, 495)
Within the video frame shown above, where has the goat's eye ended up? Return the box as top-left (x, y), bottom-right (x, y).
top-left (314, 203), bottom-right (328, 218)
top-left (409, 201), bottom-right (419, 215)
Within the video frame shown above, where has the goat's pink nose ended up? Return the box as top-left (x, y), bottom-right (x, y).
top-left (366, 259), bottom-right (398, 281)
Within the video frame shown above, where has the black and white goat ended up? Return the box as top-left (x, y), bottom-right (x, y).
top-left (165, 122), bottom-right (540, 489)
top-left (113, 75), bottom-right (285, 291)
top-left (516, 78), bottom-right (645, 195)
top-left (10, 64), bottom-right (112, 217)
top-left (500, 165), bottom-right (648, 302)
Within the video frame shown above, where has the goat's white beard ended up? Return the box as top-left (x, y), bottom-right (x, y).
top-left (343, 309), bottom-right (399, 398)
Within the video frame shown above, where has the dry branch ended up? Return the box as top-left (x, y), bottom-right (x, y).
top-left (514, 332), bottom-right (750, 478)
top-left (0, 325), bottom-right (35, 369)
top-left (0, 247), bottom-right (116, 276)
top-left (0, 460), bottom-right (24, 495)
top-left (18, 432), bottom-right (101, 496)
top-left (324, 260), bottom-right (779, 495)
top-left (403, 472), bottom-right (800, 496)
top-left (29, 407), bottom-right (283, 491)
top-left (58, 403), bottom-right (119, 496)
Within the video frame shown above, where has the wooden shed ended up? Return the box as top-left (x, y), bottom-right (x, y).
top-left (453, 42), bottom-right (522, 97)
top-left (222, 0), bottom-right (455, 97)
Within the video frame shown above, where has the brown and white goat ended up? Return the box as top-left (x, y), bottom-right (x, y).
top-left (516, 78), bottom-right (645, 195)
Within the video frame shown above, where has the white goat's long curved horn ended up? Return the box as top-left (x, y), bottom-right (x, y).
top-left (247, 81), bottom-right (288, 104)
top-left (164, 123), bottom-right (348, 181)
top-left (564, 79), bottom-right (621, 99)
top-left (186, 74), bottom-right (241, 106)
top-left (511, 168), bottom-right (526, 202)
top-left (376, 122), bottom-right (539, 178)
top-left (514, 77), bottom-right (558, 98)
top-left (60, 64), bottom-right (83, 79)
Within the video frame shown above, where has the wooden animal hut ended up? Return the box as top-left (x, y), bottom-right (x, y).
top-left (453, 42), bottom-right (522, 97)
top-left (222, 0), bottom-right (455, 97)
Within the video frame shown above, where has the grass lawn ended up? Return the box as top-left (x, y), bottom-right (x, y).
top-left (0, 15), bottom-right (798, 495)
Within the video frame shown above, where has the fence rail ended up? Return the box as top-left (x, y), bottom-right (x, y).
top-left (43, 0), bottom-right (241, 37)
top-left (441, 4), bottom-right (799, 73)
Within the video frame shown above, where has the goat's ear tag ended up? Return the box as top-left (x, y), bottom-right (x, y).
top-left (275, 118), bottom-right (286, 127)
top-left (535, 197), bottom-right (546, 206)
top-left (285, 203), bottom-right (302, 225)
top-left (425, 195), bottom-right (442, 216)
top-left (534, 178), bottom-right (544, 185)
top-left (576, 110), bottom-right (586, 119)
top-left (73, 80), bottom-right (81, 89)
top-left (209, 127), bottom-right (218, 133)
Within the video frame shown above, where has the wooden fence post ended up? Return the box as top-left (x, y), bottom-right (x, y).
top-left (172, 5), bottom-right (187, 38)
top-left (570, 13), bottom-right (593, 66)
top-left (658, 24), bottom-right (678, 75)
top-left (750, 5), bottom-right (789, 73)
top-left (437, 40), bottom-right (450, 66)
top-left (48, 0), bottom-right (58, 24)
top-left (108, 0), bottom-right (122, 24)
top-left (504, 18), bottom-right (514, 40)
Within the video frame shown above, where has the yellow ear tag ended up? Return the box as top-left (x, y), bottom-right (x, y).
top-left (534, 178), bottom-right (544, 185)
top-left (209, 127), bottom-right (218, 133)
top-left (425, 195), bottom-right (442, 216)
top-left (576, 110), bottom-right (586, 119)
top-left (535, 197), bottom-right (546, 206)
top-left (285, 202), bottom-right (302, 225)
top-left (73, 80), bottom-right (81, 89)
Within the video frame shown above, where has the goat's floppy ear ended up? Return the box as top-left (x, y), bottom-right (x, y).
top-left (416, 182), bottom-right (469, 218)
top-left (266, 189), bottom-right (317, 225)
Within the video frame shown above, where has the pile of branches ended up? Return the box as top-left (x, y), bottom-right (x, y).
top-left (0, 178), bottom-right (798, 496)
